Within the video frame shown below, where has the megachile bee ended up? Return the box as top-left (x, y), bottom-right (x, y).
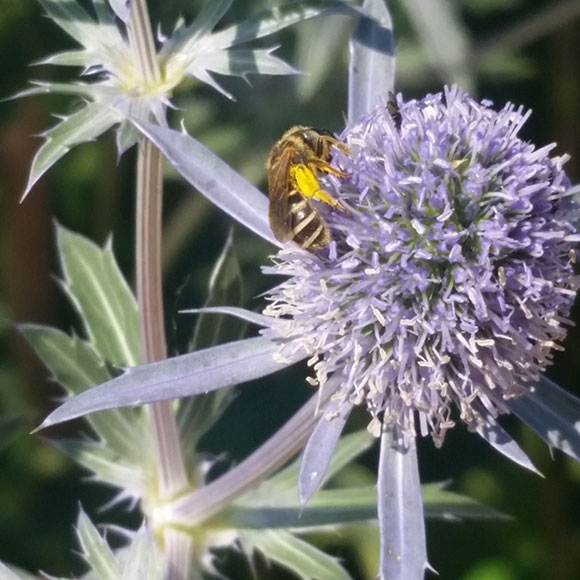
top-left (266, 126), bottom-right (349, 251)
top-left (267, 95), bottom-right (400, 251)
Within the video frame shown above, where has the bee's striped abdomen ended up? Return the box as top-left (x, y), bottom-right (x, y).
top-left (288, 190), bottom-right (330, 250)
top-left (266, 126), bottom-right (349, 252)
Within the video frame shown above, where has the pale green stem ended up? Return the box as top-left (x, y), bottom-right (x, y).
top-left (170, 382), bottom-right (339, 526)
top-left (127, 1), bottom-right (191, 577)
top-left (134, 140), bottom-right (188, 494)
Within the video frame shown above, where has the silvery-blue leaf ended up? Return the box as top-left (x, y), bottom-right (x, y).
top-left (240, 529), bottom-right (353, 580)
top-left (507, 375), bottom-right (580, 462)
top-left (422, 483), bottom-right (510, 522)
top-left (475, 414), bottom-right (542, 476)
top-left (188, 67), bottom-right (236, 100)
top-left (377, 438), bottom-right (429, 580)
top-left (116, 120), bottom-right (140, 155)
top-left (93, 0), bottom-right (117, 24)
top-left (270, 428), bottom-right (373, 490)
top-left (56, 224), bottom-right (141, 368)
top-left (120, 524), bottom-right (163, 580)
top-left (19, 324), bottom-right (144, 461)
top-left (39, 336), bottom-right (304, 429)
top-left (76, 507), bottom-right (120, 575)
top-left (24, 102), bottom-right (121, 199)
top-left (231, 482), bottom-right (508, 529)
top-left (348, 0), bottom-right (395, 123)
top-left (39, 0), bottom-right (125, 57)
top-left (159, 0), bottom-right (234, 58)
top-left (132, 119), bottom-right (278, 246)
top-left (15, 82), bottom-right (75, 98)
top-left (17, 81), bottom-right (114, 100)
top-left (212, 0), bottom-right (364, 49)
top-left (53, 438), bottom-right (143, 495)
top-left (299, 383), bottom-right (353, 507)
top-left (230, 486), bottom-right (378, 529)
top-left (36, 50), bottom-right (91, 67)
top-left (160, 0), bottom-right (364, 101)
top-left (107, 0), bottom-right (131, 23)
top-left (186, 0), bottom-right (233, 39)
top-left (181, 306), bottom-right (282, 329)
top-left (195, 48), bottom-right (299, 78)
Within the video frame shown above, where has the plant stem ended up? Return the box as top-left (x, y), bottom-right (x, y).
top-left (170, 378), bottom-right (340, 526)
top-left (134, 140), bottom-right (188, 494)
top-left (128, 1), bottom-right (191, 577)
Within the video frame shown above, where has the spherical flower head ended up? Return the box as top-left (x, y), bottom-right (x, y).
top-left (263, 86), bottom-right (580, 447)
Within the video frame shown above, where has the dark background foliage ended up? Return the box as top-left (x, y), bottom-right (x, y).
top-left (0, 1), bottom-right (579, 578)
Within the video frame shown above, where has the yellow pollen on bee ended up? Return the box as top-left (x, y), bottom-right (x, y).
top-left (290, 164), bottom-right (345, 210)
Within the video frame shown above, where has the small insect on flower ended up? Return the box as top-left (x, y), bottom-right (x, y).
top-left (266, 126), bottom-right (350, 251)
top-left (386, 91), bottom-right (402, 131)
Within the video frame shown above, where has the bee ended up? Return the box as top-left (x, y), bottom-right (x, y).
top-left (267, 126), bottom-right (349, 251)
top-left (386, 91), bottom-right (402, 131)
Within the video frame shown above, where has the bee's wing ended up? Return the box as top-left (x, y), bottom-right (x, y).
top-left (267, 146), bottom-right (294, 241)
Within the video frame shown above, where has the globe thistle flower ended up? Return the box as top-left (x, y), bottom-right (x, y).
top-left (263, 85), bottom-right (580, 448)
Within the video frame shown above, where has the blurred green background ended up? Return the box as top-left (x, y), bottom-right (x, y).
top-left (1, 0), bottom-right (580, 578)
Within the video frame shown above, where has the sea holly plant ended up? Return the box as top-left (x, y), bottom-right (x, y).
top-left (21, 0), bottom-right (367, 198)
top-left (12, 1), bottom-right (580, 580)
top-left (39, 86), bottom-right (580, 579)
top-left (12, 0), bottom-right (420, 578)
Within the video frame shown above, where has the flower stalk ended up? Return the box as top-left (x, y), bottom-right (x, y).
top-left (169, 380), bottom-right (339, 525)
top-left (128, 1), bottom-right (190, 577)
top-left (129, 0), bottom-right (188, 497)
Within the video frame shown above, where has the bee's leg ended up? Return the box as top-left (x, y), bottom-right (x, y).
top-left (330, 140), bottom-right (351, 156)
top-left (308, 158), bottom-right (350, 179)
top-left (290, 164), bottom-right (348, 212)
